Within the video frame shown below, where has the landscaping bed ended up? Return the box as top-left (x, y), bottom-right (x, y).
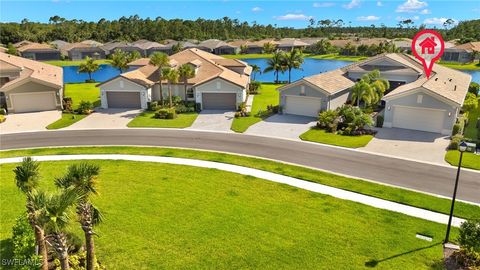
top-left (128, 111), bottom-right (198, 128)
top-left (45, 59), bottom-right (112, 67)
top-left (0, 159), bottom-right (462, 269)
top-left (300, 128), bottom-right (374, 148)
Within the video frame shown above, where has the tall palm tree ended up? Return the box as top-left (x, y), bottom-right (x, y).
top-left (110, 49), bottom-right (128, 73)
top-left (78, 56), bottom-right (99, 82)
top-left (55, 163), bottom-right (101, 270)
top-left (251, 64), bottom-right (261, 81)
top-left (14, 157), bottom-right (49, 270)
top-left (284, 49), bottom-right (304, 83)
top-left (149, 52), bottom-right (170, 105)
top-left (263, 51), bottom-right (285, 83)
top-left (33, 189), bottom-right (80, 270)
top-left (166, 68), bottom-right (180, 108)
top-left (351, 80), bottom-right (375, 107)
top-left (178, 64), bottom-right (195, 101)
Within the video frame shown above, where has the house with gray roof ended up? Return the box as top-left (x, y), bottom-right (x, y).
top-left (62, 40), bottom-right (105, 60)
top-left (198, 39), bottom-right (239, 55)
top-left (276, 39), bottom-right (310, 52)
top-left (16, 42), bottom-right (61, 61)
top-left (278, 53), bottom-right (471, 135)
top-left (101, 41), bottom-right (144, 56)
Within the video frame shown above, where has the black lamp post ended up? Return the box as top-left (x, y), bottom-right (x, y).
top-left (444, 141), bottom-right (468, 244)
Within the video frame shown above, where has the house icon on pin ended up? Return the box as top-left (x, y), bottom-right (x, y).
top-left (419, 37), bottom-right (437, 54)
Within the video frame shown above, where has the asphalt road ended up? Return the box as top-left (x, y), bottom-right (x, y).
top-left (1, 129), bottom-right (479, 203)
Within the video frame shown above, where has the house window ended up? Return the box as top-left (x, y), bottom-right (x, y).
top-left (187, 88), bottom-right (194, 98)
top-left (216, 81), bottom-right (221, 90)
top-left (300, 85), bottom-right (306, 96)
top-left (417, 94), bottom-right (423, 104)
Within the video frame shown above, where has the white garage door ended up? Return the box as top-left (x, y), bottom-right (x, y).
top-left (11, 92), bottom-right (57, 113)
top-left (284, 96), bottom-right (321, 117)
top-left (392, 106), bottom-right (444, 133)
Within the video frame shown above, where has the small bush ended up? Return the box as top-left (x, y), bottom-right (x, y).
top-left (449, 134), bottom-right (464, 150)
top-left (453, 219), bottom-right (480, 269)
top-left (468, 82), bottom-right (479, 96)
top-left (172, 96), bottom-right (182, 106)
top-left (77, 101), bottom-right (93, 115)
top-left (0, 108), bottom-right (7, 115)
top-left (195, 103), bottom-right (202, 112)
top-left (147, 101), bottom-right (159, 111)
top-left (0, 115), bottom-right (5, 123)
top-left (12, 213), bottom-right (41, 270)
top-left (452, 123), bottom-right (462, 136)
top-left (376, 115), bottom-right (384, 128)
top-left (63, 97), bottom-right (73, 113)
top-left (154, 108), bottom-right (176, 119)
top-left (463, 92), bottom-right (479, 113)
top-left (267, 105), bottom-right (280, 114)
top-left (175, 104), bottom-right (189, 114)
top-left (249, 81), bottom-right (261, 94)
top-left (185, 101), bottom-right (196, 108)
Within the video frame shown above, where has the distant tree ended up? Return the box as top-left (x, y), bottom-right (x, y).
top-left (178, 64), bottom-right (195, 101)
top-left (443, 18), bottom-right (455, 30)
top-left (78, 56), bottom-right (99, 82)
top-left (239, 44), bottom-right (248, 54)
top-left (284, 49), bottom-right (304, 83)
top-left (172, 43), bottom-right (183, 54)
top-left (110, 49), bottom-right (128, 72)
top-left (250, 64), bottom-right (261, 81)
top-left (127, 50), bottom-right (141, 62)
top-left (262, 42), bottom-right (276, 54)
top-left (6, 42), bottom-right (18, 55)
top-left (463, 92), bottom-right (478, 113)
top-left (468, 82), bottom-right (479, 96)
top-left (263, 51), bottom-right (285, 83)
top-left (149, 52), bottom-right (170, 105)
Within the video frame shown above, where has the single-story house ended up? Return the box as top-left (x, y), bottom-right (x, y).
top-left (13, 40), bottom-right (33, 48)
top-left (101, 41), bottom-right (144, 56)
top-left (62, 40), bottom-right (106, 60)
top-left (392, 39), bottom-right (412, 53)
top-left (17, 42), bottom-right (61, 61)
top-left (276, 39), bottom-right (309, 52)
top-left (0, 52), bottom-right (63, 113)
top-left (50, 40), bottom-right (70, 50)
top-left (127, 58), bottom-right (151, 69)
top-left (98, 48), bottom-right (251, 110)
top-left (278, 53), bottom-right (471, 135)
top-left (198, 39), bottom-right (239, 55)
top-left (441, 48), bottom-right (473, 63)
top-left (132, 40), bottom-right (165, 57)
top-left (228, 40), bottom-right (263, 54)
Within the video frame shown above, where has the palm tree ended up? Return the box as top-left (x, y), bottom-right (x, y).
top-left (33, 189), bottom-right (80, 270)
top-left (251, 64), bottom-right (261, 81)
top-left (110, 49), bottom-right (128, 73)
top-left (262, 42), bottom-right (276, 54)
top-left (55, 163), bottom-right (101, 270)
top-left (127, 50), bottom-right (142, 63)
top-left (351, 80), bottom-right (375, 107)
top-left (263, 51), bottom-right (285, 83)
top-left (149, 52), bottom-right (170, 105)
top-left (178, 64), bottom-right (195, 101)
top-left (13, 157), bottom-right (49, 270)
top-left (78, 56), bottom-right (99, 82)
top-left (284, 49), bottom-right (304, 83)
top-left (166, 68), bottom-right (180, 108)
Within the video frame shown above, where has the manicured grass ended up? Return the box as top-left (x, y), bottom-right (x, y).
top-left (308, 53), bottom-right (368, 61)
top-left (64, 83), bottom-right (101, 109)
top-left (1, 146), bottom-right (478, 221)
top-left (300, 128), bottom-right (374, 148)
top-left (445, 150), bottom-right (480, 170)
top-left (0, 160), bottom-right (458, 269)
top-left (44, 59), bottom-right (112, 67)
top-left (127, 111), bottom-right (198, 128)
top-left (231, 84), bottom-right (282, 133)
top-left (438, 61), bottom-right (480, 70)
top-left (46, 113), bottom-right (87, 130)
top-left (221, 53), bottom-right (274, 59)
top-left (464, 97), bottom-right (480, 140)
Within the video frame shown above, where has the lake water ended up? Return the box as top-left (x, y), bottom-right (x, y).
top-left (62, 59), bottom-right (480, 84)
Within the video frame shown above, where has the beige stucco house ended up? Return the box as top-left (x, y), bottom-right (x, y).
top-left (98, 48), bottom-right (251, 110)
top-left (278, 53), bottom-right (471, 135)
top-left (0, 52), bottom-right (63, 113)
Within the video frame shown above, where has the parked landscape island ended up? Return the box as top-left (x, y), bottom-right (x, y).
top-left (0, 1), bottom-right (479, 269)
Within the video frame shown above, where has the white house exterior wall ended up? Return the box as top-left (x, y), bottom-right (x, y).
top-left (100, 77), bottom-right (150, 109)
top-left (194, 78), bottom-right (246, 109)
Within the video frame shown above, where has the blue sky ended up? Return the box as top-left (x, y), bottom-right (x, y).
top-left (1, 0), bottom-right (479, 28)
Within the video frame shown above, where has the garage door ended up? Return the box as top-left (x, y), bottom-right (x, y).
top-left (11, 92), bottom-right (57, 113)
top-left (284, 96), bottom-right (321, 117)
top-left (202, 93), bottom-right (236, 110)
top-left (106, 91), bottom-right (141, 108)
top-left (392, 106), bottom-right (444, 133)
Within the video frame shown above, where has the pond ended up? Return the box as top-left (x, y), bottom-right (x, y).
top-left (62, 59), bottom-right (480, 85)
top-left (241, 58), bottom-right (480, 84)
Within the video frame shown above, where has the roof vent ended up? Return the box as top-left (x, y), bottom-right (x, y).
top-left (454, 85), bottom-right (457, 91)
top-left (435, 78), bottom-right (438, 81)
top-left (449, 78), bottom-right (452, 82)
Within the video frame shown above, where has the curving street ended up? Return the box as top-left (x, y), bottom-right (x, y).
top-left (1, 129), bottom-right (479, 203)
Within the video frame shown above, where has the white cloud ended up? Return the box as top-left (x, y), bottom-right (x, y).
top-left (357, 15), bottom-right (380, 21)
top-left (343, 0), bottom-right (360, 9)
top-left (396, 15), bottom-right (420, 21)
top-left (396, 0), bottom-right (428, 13)
top-left (313, 2), bottom-right (335, 8)
top-left (423, 17), bottom-right (457, 25)
top-left (420, 9), bottom-right (430, 14)
top-left (274, 14), bottom-right (314, 21)
top-left (377, 1), bottom-right (383, 7)
top-left (251, 7), bottom-right (262, 12)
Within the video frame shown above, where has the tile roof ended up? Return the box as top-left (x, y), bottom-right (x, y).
top-left (17, 42), bottom-right (58, 52)
top-left (132, 40), bottom-right (164, 50)
top-left (299, 69), bottom-right (355, 94)
top-left (127, 58), bottom-right (151, 66)
top-left (454, 41), bottom-right (480, 52)
top-left (0, 52), bottom-right (63, 90)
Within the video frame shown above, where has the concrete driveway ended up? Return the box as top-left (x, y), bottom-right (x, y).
top-left (188, 110), bottom-right (235, 132)
top-left (0, 111), bottom-right (62, 134)
top-left (360, 127), bottom-right (450, 164)
top-left (245, 114), bottom-right (317, 140)
top-left (64, 108), bottom-right (141, 130)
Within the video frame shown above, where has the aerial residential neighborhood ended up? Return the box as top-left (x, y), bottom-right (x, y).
top-left (0, 1), bottom-right (479, 270)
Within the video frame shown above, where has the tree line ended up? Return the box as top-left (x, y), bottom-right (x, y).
top-left (1, 16), bottom-right (479, 45)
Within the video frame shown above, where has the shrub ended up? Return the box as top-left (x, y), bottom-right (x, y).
top-left (449, 134), bottom-right (464, 150)
top-left (452, 123), bottom-right (462, 136)
top-left (376, 115), bottom-right (384, 128)
top-left (459, 219), bottom-right (480, 253)
top-left (154, 108), bottom-right (176, 119)
top-left (77, 101), bottom-right (93, 115)
top-left (318, 110), bottom-right (340, 133)
top-left (63, 97), bottom-right (73, 113)
top-left (463, 92), bottom-right (479, 113)
top-left (249, 81), bottom-right (261, 94)
top-left (185, 101), bottom-right (196, 108)
top-left (468, 82), bottom-right (479, 96)
top-left (12, 213), bottom-right (41, 270)
top-left (175, 104), bottom-right (189, 114)
top-left (0, 115), bottom-right (5, 123)
top-left (147, 101), bottom-right (159, 111)
top-left (172, 96), bottom-right (182, 105)
top-left (267, 105), bottom-right (280, 114)
top-left (0, 108), bottom-right (7, 115)
top-left (195, 103), bottom-right (202, 112)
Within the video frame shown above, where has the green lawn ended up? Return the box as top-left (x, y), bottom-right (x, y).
top-left (127, 111), bottom-right (198, 128)
top-left (1, 146), bottom-right (478, 221)
top-left (438, 61), bottom-right (480, 70)
top-left (445, 150), bottom-right (480, 170)
top-left (300, 128), bottom-right (374, 148)
top-left (64, 83), bottom-right (101, 109)
top-left (0, 160), bottom-right (458, 269)
top-left (221, 53), bottom-right (274, 59)
top-left (308, 53), bottom-right (368, 62)
top-left (463, 97), bottom-right (480, 140)
top-left (46, 113), bottom-right (87, 130)
top-left (44, 59), bottom-right (112, 67)
top-left (231, 84), bottom-right (281, 133)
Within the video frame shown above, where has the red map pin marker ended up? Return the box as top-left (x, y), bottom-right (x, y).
top-left (412, 30), bottom-right (445, 79)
